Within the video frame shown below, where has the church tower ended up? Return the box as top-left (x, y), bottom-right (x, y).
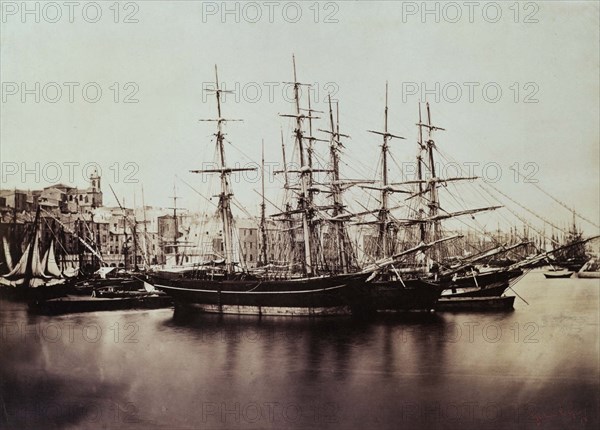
top-left (89, 169), bottom-right (103, 208)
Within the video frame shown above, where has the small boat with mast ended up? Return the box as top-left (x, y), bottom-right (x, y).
top-left (17, 198), bottom-right (172, 314)
top-left (0, 207), bottom-right (71, 301)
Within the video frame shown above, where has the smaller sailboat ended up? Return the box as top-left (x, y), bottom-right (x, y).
top-left (0, 208), bottom-right (69, 300)
top-left (543, 259), bottom-right (573, 279)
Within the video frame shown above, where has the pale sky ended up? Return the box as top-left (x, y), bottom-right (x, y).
top-left (1, 1), bottom-right (598, 235)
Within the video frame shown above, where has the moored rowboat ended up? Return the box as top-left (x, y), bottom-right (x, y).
top-left (435, 295), bottom-right (515, 312)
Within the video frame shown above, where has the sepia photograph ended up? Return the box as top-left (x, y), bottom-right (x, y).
top-left (1, 1), bottom-right (599, 429)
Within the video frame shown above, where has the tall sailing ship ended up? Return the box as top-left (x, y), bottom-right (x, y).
top-left (345, 89), bottom-right (518, 307)
top-left (346, 84), bottom-right (449, 312)
top-left (127, 59), bottom-right (599, 314)
top-left (150, 62), bottom-right (373, 316)
top-left (394, 101), bottom-right (523, 299)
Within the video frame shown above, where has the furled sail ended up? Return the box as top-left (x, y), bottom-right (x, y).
top-left (2, 236), bottom-right (13, 273)
top-left (5, 242), bottom-right (32, 278)
top-left (45, 240), bottom-right (62, 278)
top-left (26, 230), bottom-right (49, 279)
top-left (40, 247), bottom-right (49, 273)
top-left (143, 281), bottom-right (157, 292)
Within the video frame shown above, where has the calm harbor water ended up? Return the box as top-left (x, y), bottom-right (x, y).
top-left (1, 270), bottom-right (598, 430)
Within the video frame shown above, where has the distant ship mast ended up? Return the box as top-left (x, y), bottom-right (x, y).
top-left (168, 183), bottom-right (180, 266)
top-left (259, 140), bottom-right (268, 266)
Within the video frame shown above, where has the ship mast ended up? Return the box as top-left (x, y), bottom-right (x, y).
top-left (327, 95), bottom-right (348, 272)
top-left (281, 56), bottom-right (315, 275)
top-left (414, 102), bottom-right (489, 266)
top-left (259, 140), bottom-right (268, 266)
top-left (425, 103), bottom-right (440, 245)
top-left (304, 92), bottom-right (326, 271)
top-left (416, 103), bottom-right (426, 242)
top-left (306, 92), bottom-right (315, 191)
top-left (132, 214), bottom-right (138, 270)
top-left (192, 66), bottom-right (256, 273)
top-left (295, 57), bottom-right (314, 275)
top-left (109, 186), bottom-right (132, 270)
top-left (141, 185), bottom-right (150, 266)
top-left (381, 85), bottom-right (390, 257)
top-left (367, 83), bottom-right (406, 259)
top-left (169, 183), bottom-right (179, 266)
top-left (280, 130), bottom-right (297, 269)
top-left (415, 102), bottom-right (448, 264)
top-left (215, 67), bottom-right (232, 271)
top-left (131, 192), bottom-right (138, 270)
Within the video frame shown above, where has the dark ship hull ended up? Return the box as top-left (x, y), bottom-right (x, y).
top-left (436, 295), bottom-right (515, 312)
top-left (29, 293), bottom-right (172, 315)
top-left (368, 279), bottom-right (444, 312)
top-left (151, 272), bottom-right (372, 316)
top-left (0, 282), bottom-right (72, 302)
top-left (543, 271), bottom-right (573, 279)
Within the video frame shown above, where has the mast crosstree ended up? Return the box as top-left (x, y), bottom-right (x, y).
top-left (191, 66), bottom-right (257, 273)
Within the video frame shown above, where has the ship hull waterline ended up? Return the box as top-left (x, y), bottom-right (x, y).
top-left (29, 294), bottom-right (173, 315)
top-left (152, 273), bottom-right (374, 317)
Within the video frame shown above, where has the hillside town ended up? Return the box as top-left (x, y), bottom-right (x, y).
top-left (0, 171), bottom-right (301, 273)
